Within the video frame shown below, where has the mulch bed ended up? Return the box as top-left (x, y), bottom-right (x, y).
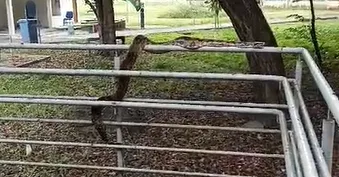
top-left (0, 52), bottom-right (50, 67)
top-left (0, 50), bottom-right (338, 177)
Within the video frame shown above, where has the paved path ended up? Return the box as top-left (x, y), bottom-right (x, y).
top-left (0, 17), bottom-right (336, 44)
top-left (41, 19), bottom-right (300, 43)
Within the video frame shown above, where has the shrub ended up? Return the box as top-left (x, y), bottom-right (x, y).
top-left (158, 4), bottom-right (216, 19)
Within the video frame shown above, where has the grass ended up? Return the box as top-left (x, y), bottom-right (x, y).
top-left (142, 20), bottom-right (339, 71)
top-left (0, 51), bottom-right (115, 118)
top-left (157, 4), bottom-right (216, 19)
top-left (1, 20), bottom-right (339, 118)
top-left (76, 0), bottom-right (339, 28)
top-left (78, 0), bottom-right (227, 28)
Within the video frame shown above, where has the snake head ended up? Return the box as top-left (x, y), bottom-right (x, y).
top-left (128, 35), bottom-right (149, 54)
top-left (133, 35), bottom-right (148, 47)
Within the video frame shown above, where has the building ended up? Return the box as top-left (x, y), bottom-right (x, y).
top-left (0, 0), bottom-right (79, 35)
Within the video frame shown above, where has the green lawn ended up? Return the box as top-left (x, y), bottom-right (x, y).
top-left (76, 0), bottom-right (339, 28)
top-left (143, 20), bottom-right (339, 71)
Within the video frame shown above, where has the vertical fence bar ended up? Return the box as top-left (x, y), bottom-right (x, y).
top-left (321, 110), bottom-right (335, 173)
top-left (140, 3), bottom-right (145, 29)
top-left (293, 82), bottom-right (331, 177)
top-left (294, 56), bottom-right (303, 115)
top-left (114, 52), bottom-right (124, 168)
top-left (292, 56), bottom-right (303, 177)
top-left (289, 131), bottom-right (303, 177)
top-left (283, 79), bottom-right (319, 177)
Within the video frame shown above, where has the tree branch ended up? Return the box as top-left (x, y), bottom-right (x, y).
top-left (309, 0), bottom-right (323, 69)
top-left (84, 0), bottom-right (98, 19)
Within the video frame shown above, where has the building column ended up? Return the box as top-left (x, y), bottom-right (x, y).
top-left (72, 0), bottom-right (78, 23)
top-left (5, 0), bottom-right (15, 36)
top-left (46, 0), bottom-right (53, 27)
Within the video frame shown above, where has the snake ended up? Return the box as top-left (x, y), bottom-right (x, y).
top-left (91, 35), bottom-right (265, 142)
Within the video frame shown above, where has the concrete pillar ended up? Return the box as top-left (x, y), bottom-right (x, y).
top-left (5, 0), bottom-right (15, 36)
top-left (46, 0), bottom-right (53, 27)
top-left (72, 0), bottom-right (78, 23)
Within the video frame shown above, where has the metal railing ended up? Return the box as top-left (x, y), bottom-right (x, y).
top-left (0, 43), bottom-right (337, 177)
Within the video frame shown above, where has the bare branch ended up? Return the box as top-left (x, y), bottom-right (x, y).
top-left (84, 0), bottom-right (98, 19)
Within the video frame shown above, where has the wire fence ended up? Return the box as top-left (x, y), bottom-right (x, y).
top-left (0, 44), bottom-right (337, 177)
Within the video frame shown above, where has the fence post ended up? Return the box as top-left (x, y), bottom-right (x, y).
top-left (114, 51), bottom-right (124, 169)
top-left (289, 131), bottom-right (303, 177)
top-left (321, 110), bottom-right (335, 173)
top-left (291, 55), bottom-right (303, 176)
top-left (294, 55), bottom-right (303, 115)
top-left (140, 3), bottom-right (145, 29)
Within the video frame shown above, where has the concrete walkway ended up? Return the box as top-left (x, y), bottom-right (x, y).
top-left (42, 19), bottom-right (301, 43)
top-left (0, 17), bottom-right (336, 44)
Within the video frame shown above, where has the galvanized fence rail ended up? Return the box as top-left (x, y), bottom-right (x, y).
top-left (0, 44), bottom-right (337, 177)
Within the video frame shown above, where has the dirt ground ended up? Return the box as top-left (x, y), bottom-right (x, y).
top-left (0, 52), bottom-right (50, 67)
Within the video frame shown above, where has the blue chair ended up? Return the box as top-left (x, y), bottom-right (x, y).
top-left (63, 11), bottom-right (74, 26)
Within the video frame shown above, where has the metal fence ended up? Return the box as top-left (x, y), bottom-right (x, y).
top-left (0, 43), bottom-right (337, 177)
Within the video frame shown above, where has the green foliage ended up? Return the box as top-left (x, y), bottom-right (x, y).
top-left (204, 0), bottom-right (222, 27)
top-left (204, 0), bottom-right (221, 10)
top-left (283, 24), bottom-right (311, 40)
top-left (158, 4), bottom-right (215, 19)
top-left (274, 21), bottom-right (339, 69)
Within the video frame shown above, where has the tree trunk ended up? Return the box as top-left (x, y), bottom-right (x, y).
top-left (309, 0), bottom-right (323, 69)
top-left (96, 0), bottom-right (116, 45)
top-left (217, 0), bottom-right (286, 104)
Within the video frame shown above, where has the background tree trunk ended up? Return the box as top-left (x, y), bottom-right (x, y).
top-left (96, 0), bottom-right (116, 44)
top-left (217, 0), bottom-right (286, 104)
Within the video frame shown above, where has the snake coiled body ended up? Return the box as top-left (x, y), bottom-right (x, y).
top-left (91, 35), bottom-right (265, 142)
top-left (91, 35), bottom-right (148, 142)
